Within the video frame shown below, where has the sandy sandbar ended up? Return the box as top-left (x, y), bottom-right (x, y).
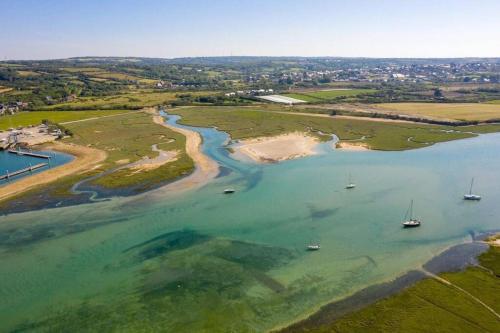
top-left (336, 142), bottom-right (370, 151)
top-left (232, 132), bottom-right (320, 163)
top-left (152, 115), bottom-right (219, 192)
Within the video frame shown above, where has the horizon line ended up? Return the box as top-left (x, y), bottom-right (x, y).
top-left (2, 55), bottom-right (500, 62)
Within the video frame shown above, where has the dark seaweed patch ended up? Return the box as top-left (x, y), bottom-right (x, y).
top-left (307, 204), bottom-right (340, 220)
top-left (212, 240), bottom-right (295, 271)
top-left (0, 217), bottom-right (128, 249)
top-left (124, 229), bottom-right (211, 260)
top-left (251, 270), bottom-right (287, 293)
top-left (216, 166), bottom-right (233, 178)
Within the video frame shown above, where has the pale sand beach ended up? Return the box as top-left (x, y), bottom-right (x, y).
top-left (336, 142), bottom-right (370, 151)
top-left (0, 141), bottom-right (107, 202)
top-left (232, 132), bottom-right (320, 163)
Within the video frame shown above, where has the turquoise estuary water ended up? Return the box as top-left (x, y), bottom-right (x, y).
top-left (0, 115), bottom-right (499, 332)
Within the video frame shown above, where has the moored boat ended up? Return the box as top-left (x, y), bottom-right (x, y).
top-left (307, 244), bottom-right (320, 251)
top-left (345, 173), bottom-right (356, 189)
top-left (463, 178), bottom-right (481, 201)
top-left (402, 200), bottom-right (421, 228)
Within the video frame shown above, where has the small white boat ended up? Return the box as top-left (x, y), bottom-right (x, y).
top-left (223, 188), bottom-right (235, 194)
top-left (402, 200), bottom-right (421, 228)
top-left (307, 244), bottom-right (320, 251)
top-left (345, 173), bottom-right (356, 189)
top-left (463, 178), bottom-right (481, 201)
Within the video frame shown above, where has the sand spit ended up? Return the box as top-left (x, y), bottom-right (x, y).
top-left (232, 132), bottom-right (320, 163)
top-left (152, 114), bottom-right (219, 193)
top-left (336, 142), bottom-right (370, 151)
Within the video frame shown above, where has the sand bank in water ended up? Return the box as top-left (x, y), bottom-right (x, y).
top-left (336, 142), bottom-right (370, 151)
top-left (232, 132), bottom-right (320, 163)
top-left (152, 115), bottom-right (219, 192)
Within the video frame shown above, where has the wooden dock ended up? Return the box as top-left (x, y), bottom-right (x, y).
top-left (7, 149), bottom-right (51, 159)
top-left (0, 163), bottom-right (48, 180)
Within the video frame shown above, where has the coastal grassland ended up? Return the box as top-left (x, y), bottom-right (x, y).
top-left (64, 111), bottom-right (193, 190)
top-left (283, 244), bottom-right (500, 333)
top-left (41, 90), bottom-right (215, 110)
top-left (373, 102), bottom-right (500, 121)
top-left (283, 89), bottom-right (377, 102)
top-left (170, 106), bottom-right (479, 151)
top-left (0, 110), bottom-right (134, 130)
top-left (0, 111), bottom-right (194, 213)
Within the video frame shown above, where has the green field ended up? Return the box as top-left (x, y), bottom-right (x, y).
top-left (171, 106), bottom-right (490, 151)
top-left (41, 91), bottom-right (215, 110)
top-left (283, 89), bottom-right (376, 103)
top-left (374, 103), bottom-right (500, 121)
top-left (0, 110), bottom-right (134, 130)
top-left (284, 242), bottom-right (500, 333)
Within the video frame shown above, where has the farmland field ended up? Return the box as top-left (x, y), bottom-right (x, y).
top-left (283, 89), bottom-right (376, 102)
top-left (374, 103), bottom-right (500, 121)
top-left (0, 110), bottom-right (134, 130)
top-left (41, 91), bottom-right (215, 110)
top-left (59, 67), bottom-right (157, 84)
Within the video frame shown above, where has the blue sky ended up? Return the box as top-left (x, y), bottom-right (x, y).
top-left (2, 0), bottom-right (500, 60)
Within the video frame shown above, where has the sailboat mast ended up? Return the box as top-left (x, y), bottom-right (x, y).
top-left (469, 178), bottom-right (474, 195)
top-left (409, 200), bottom-right (413, 220)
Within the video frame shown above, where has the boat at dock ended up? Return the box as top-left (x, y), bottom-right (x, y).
top-left (402, 200), bottom-right (421, 228)
top-left (463, 178), bottom-right (481, 201)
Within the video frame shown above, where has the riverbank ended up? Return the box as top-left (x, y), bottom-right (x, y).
top-left (152, 114), bottom-right (219, 192)
top-left (279, 233), bottom-right (500, 333)
top-left (231, 132), bottom-right (320, 163)
top-left (0, 141), bottom-right (106, 202)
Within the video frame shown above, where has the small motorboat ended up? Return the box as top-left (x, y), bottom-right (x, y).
top-left (402, 200), bottom-right (421, 228)
top-left (463, 178), bottom-right (481, 201)
top-left (345, 173), bottom-right (356, 189)
top-left (223, 188), bottom-right (235, 194)
top-left (307, 244), bottom-right (320, 251)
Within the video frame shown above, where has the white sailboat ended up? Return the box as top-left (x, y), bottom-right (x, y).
top-left (402, 200), bottom-right (421, 228)
top-left (345, 173), bottom-right (356, 189)
top-left (463, 178), bottom-right (481, 201)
